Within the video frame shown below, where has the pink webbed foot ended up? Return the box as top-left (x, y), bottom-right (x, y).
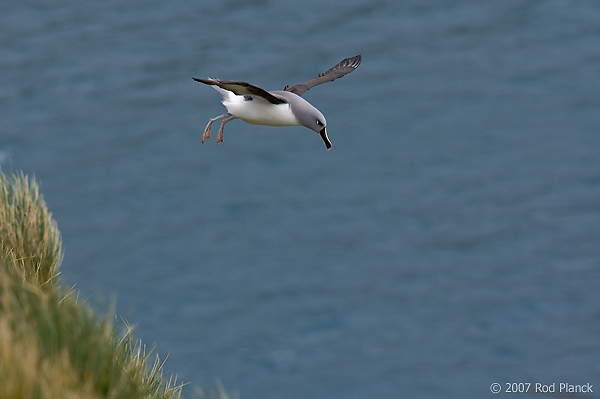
top-left (202, 113), bottom-right (231, 144)
top-left (216, 116), bottom-right (236, 146)
top-left (202, 122), bottom-right (212, 143)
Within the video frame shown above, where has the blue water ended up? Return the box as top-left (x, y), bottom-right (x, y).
top-left (2, 1), bottom-right (600, 398)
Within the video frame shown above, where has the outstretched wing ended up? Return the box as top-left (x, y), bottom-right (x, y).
top-left (284, 55), bottom-right (362, 97)
top-left (192, 77), bottom-right (287, 105)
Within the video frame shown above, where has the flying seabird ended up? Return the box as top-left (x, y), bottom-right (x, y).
top-left (193, 55), bottom-right (362, 150)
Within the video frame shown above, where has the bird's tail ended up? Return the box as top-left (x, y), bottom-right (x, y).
top-left (193, 77), bottom-right (231, 100)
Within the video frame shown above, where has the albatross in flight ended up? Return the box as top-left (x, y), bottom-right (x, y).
top-left (193, 55), bottom-right (362, 150)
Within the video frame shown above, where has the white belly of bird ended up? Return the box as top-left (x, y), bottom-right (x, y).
top-left (222, 95), bottom-right (300, 126)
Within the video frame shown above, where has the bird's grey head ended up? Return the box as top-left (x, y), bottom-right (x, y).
top-left (297, 105), bottom-right (328, 148)
top-left (274, 91), bottom-right (331, 150)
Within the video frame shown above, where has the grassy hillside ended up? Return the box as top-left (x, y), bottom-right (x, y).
top-left (0, 167), bottom-right (183, 399)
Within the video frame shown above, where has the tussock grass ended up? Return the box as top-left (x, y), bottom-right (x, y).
top-left (0, 169), bottom-right (62, 289)
top-left (0, 166), bottom-right (184, 399)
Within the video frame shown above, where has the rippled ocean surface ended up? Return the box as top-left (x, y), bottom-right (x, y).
top-left (2, 1), bottom-right (600, 398)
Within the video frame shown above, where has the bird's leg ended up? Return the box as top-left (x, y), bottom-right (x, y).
top-left (202, 113), bottom-right (231, 143)
top-left (216, 116), bottom-right (236, 146)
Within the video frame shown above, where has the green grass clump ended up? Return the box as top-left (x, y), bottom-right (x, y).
top-left (0, 167), bottom-right (183, 399)
top-left (0, 169), bottom-right (62, 289)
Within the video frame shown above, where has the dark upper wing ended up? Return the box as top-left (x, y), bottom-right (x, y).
top-left (192, 77), bottom-right (287, 105)
top-left (283, 55), bottom-right (362, 97)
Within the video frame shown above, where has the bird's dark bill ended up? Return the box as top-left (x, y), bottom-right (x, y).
top-left (319, 128), bottom-right (332, 150)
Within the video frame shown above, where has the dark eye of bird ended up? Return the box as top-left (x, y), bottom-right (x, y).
top-left (316, 120), bottom-right (323, 126)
